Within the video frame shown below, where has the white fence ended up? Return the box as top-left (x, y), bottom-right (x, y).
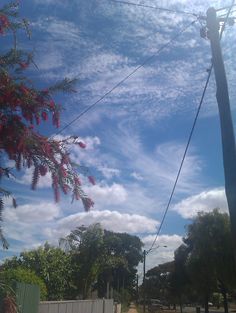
top-left (39, 299), bottom-right (114, 313)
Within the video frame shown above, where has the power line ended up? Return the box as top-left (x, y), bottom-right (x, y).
top-left (110, 0), bottom-right (198, 17)
top-left (146, 1), bottom-right (235, 256)
top-left (148, 244), bottom-right (167, 254)
top-left (54, 20), bottom-right (197, 137)
top-left (216, 4), bottom-right (236, 12)
top-left (146, 64), bottom-right (213, 255)
top-left (219, 3), bottom-right (235, 38)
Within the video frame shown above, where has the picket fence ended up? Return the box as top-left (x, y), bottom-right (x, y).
top-left (38, 299), bottom-right (114, 313)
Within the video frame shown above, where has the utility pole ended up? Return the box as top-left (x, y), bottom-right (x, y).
top-left (136, 274), bottom-right (139, 304)
top-left (143, 250), bottom-right (146, 313)
top-left (206, 7), bottom-right (236, 262)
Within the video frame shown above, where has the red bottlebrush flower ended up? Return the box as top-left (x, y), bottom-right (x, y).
top-left (19, 62), bottom-right (28, 69)
top-left (17, 138), bottom-right (24, 151)
top-left (35, 115), bottom-right (40, 125)
top-left (0, 14), bottom-right (10, 28)
top-left (60, 166), bottom-right (67, 178)
top-left (74, 189), bottom-right (80, 200)
top-left (43, 88), bottom-right (49, 95)
top-left (16, 153), bottom-right (21, 170)
top-left (56, 119), bottom-right (60, 128)
top-left (62, 184), bottom-right (69, 194)
top-left (54, 185), bottom-right (60, 202)
top-left (78, 141), bottom-right (86, 149)
top-left (44, 142), bottom-right (52, 156)
top-left (52, 174), bottom-right (59, 186)
top-left (61, 154), bottom-right (70, 165)
top-left (88, 175), bottom-right (96, 185)
top-left (20, 85), bottom-right (30, 96)
top-left (13, 115), bottom-right (22, 122)
top-left (74, 177), bottom-right (81, 185)
top-left (39, 164), bottom-right (47, 176)
top-left (41, 111), bottom-right (48, 121)
top-left (82, 197), bottom-right (94, 212)
top-left (12, 198), bottom-right (17, 208)
top-left (31, 166), bottom-right (39, 190)
top-left (27, 158), bottom-right (32, 168)
top-left (52, 111), bottom-right (60, 128)
top-left (0, 168), bottom-right (4, 178)
top-left (49, 99), bottom-right (55, 109)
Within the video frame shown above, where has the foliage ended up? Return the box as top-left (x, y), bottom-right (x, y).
top-left (0, 267), bottom-right (47, 300)
top-left (169, 244), bottom-right (192, 308)
top-left (60, 223), bottom-right (143, 300)
top-left (2, 225), bottom-right (143, 301)
top-left (1, 243), bottom-right (73, 300)
top-left (96, 229), bottom-right (143, 299)
top-left (65, 224), bottom-right (106, 299)
top-left (184, 209), bottom-right (235, 313)
top-left (0, 280), bottom-right (17, 313)
top-left (145, 261), bottom-right (174, 304)
top-left (0, 2), bottom-right (94, 247)
top-left (144, 210), bottom-right (236, 313)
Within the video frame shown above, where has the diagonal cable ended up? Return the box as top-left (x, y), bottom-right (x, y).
top-left (146, 1), bottom-right (235, 255)
top-left (146, 64), bottom-right (213, 255)
top-left (53, 20), bottom-right (197, 137)
top-left (110, 0), bottom-right (198, 16)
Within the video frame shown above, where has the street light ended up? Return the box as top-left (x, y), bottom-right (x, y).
top-left (143, 245), bottom-right (167, 313)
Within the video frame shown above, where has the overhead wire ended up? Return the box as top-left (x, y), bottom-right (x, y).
top-left (146, 1), bottom-right (235, 256)
top-left (53, 19), bottom-right (197, 137)
top-left (147, 244), bottom-right (167, 254)
top-left (216, 4), bottom-right (236, 12)
top-left (146, 65), bottom-right (213, 255)
top-left (110, 0), bottom-right (198, 17)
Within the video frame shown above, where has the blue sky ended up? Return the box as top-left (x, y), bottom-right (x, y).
top-left (1, 0), bottom-right (236, 271)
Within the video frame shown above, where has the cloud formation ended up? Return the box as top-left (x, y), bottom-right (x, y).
top-left (173, 187), bottom-right (228, 218)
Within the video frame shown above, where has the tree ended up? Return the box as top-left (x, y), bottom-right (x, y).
top-left (1, 243), bottom-right (73, 300)
top-left (97, 230), bottom-right (143, 300)
top-left (0, 267), bottom-right (47, 300)
top-left (60, 224), bottom-right (105, 299)
top-left (184, 209), bottom-right (236, 313)
top-left (60, 224), bottom-right (143, 300)
top-left (145, 261), bottom-right (175, 304)
top-left (169, 245), bottom-right (191, 313)
top-left (0, 2), bottom-right (94, 247)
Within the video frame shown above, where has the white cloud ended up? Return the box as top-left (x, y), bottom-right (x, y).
top-left (57, 210), bottom-right (159, 236)
top-left (131, 172), bottom-right (144, 181)
top-left (99, 167), bottom-right (120, 179)
top-left (138, 234), bottom-right (183, 274)
top-left (1, 201), bottom-right (61, 251)
top-left (84, 183), bottom-right (128, 207)
top-left (1, 202), bottom-right (159, 254)
top-left (173, 187), bottom-right (228, 218)
top-left (16, 167), bottom-right (52, 188)
top-left (36, 49), bottom-right (63, 71)
top-left (3, 202), bottom-right (60, 223)
top-left (104, 128), bottom-right (204, 196)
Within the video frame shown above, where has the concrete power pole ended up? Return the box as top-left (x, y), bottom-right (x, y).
top-left (143, 250), bottom-right (146, 313)
top-left (206, 7), bottom-right (236, 262)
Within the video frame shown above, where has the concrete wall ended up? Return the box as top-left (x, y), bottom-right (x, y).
top-left (39, 299), bottom-right (114, 313)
